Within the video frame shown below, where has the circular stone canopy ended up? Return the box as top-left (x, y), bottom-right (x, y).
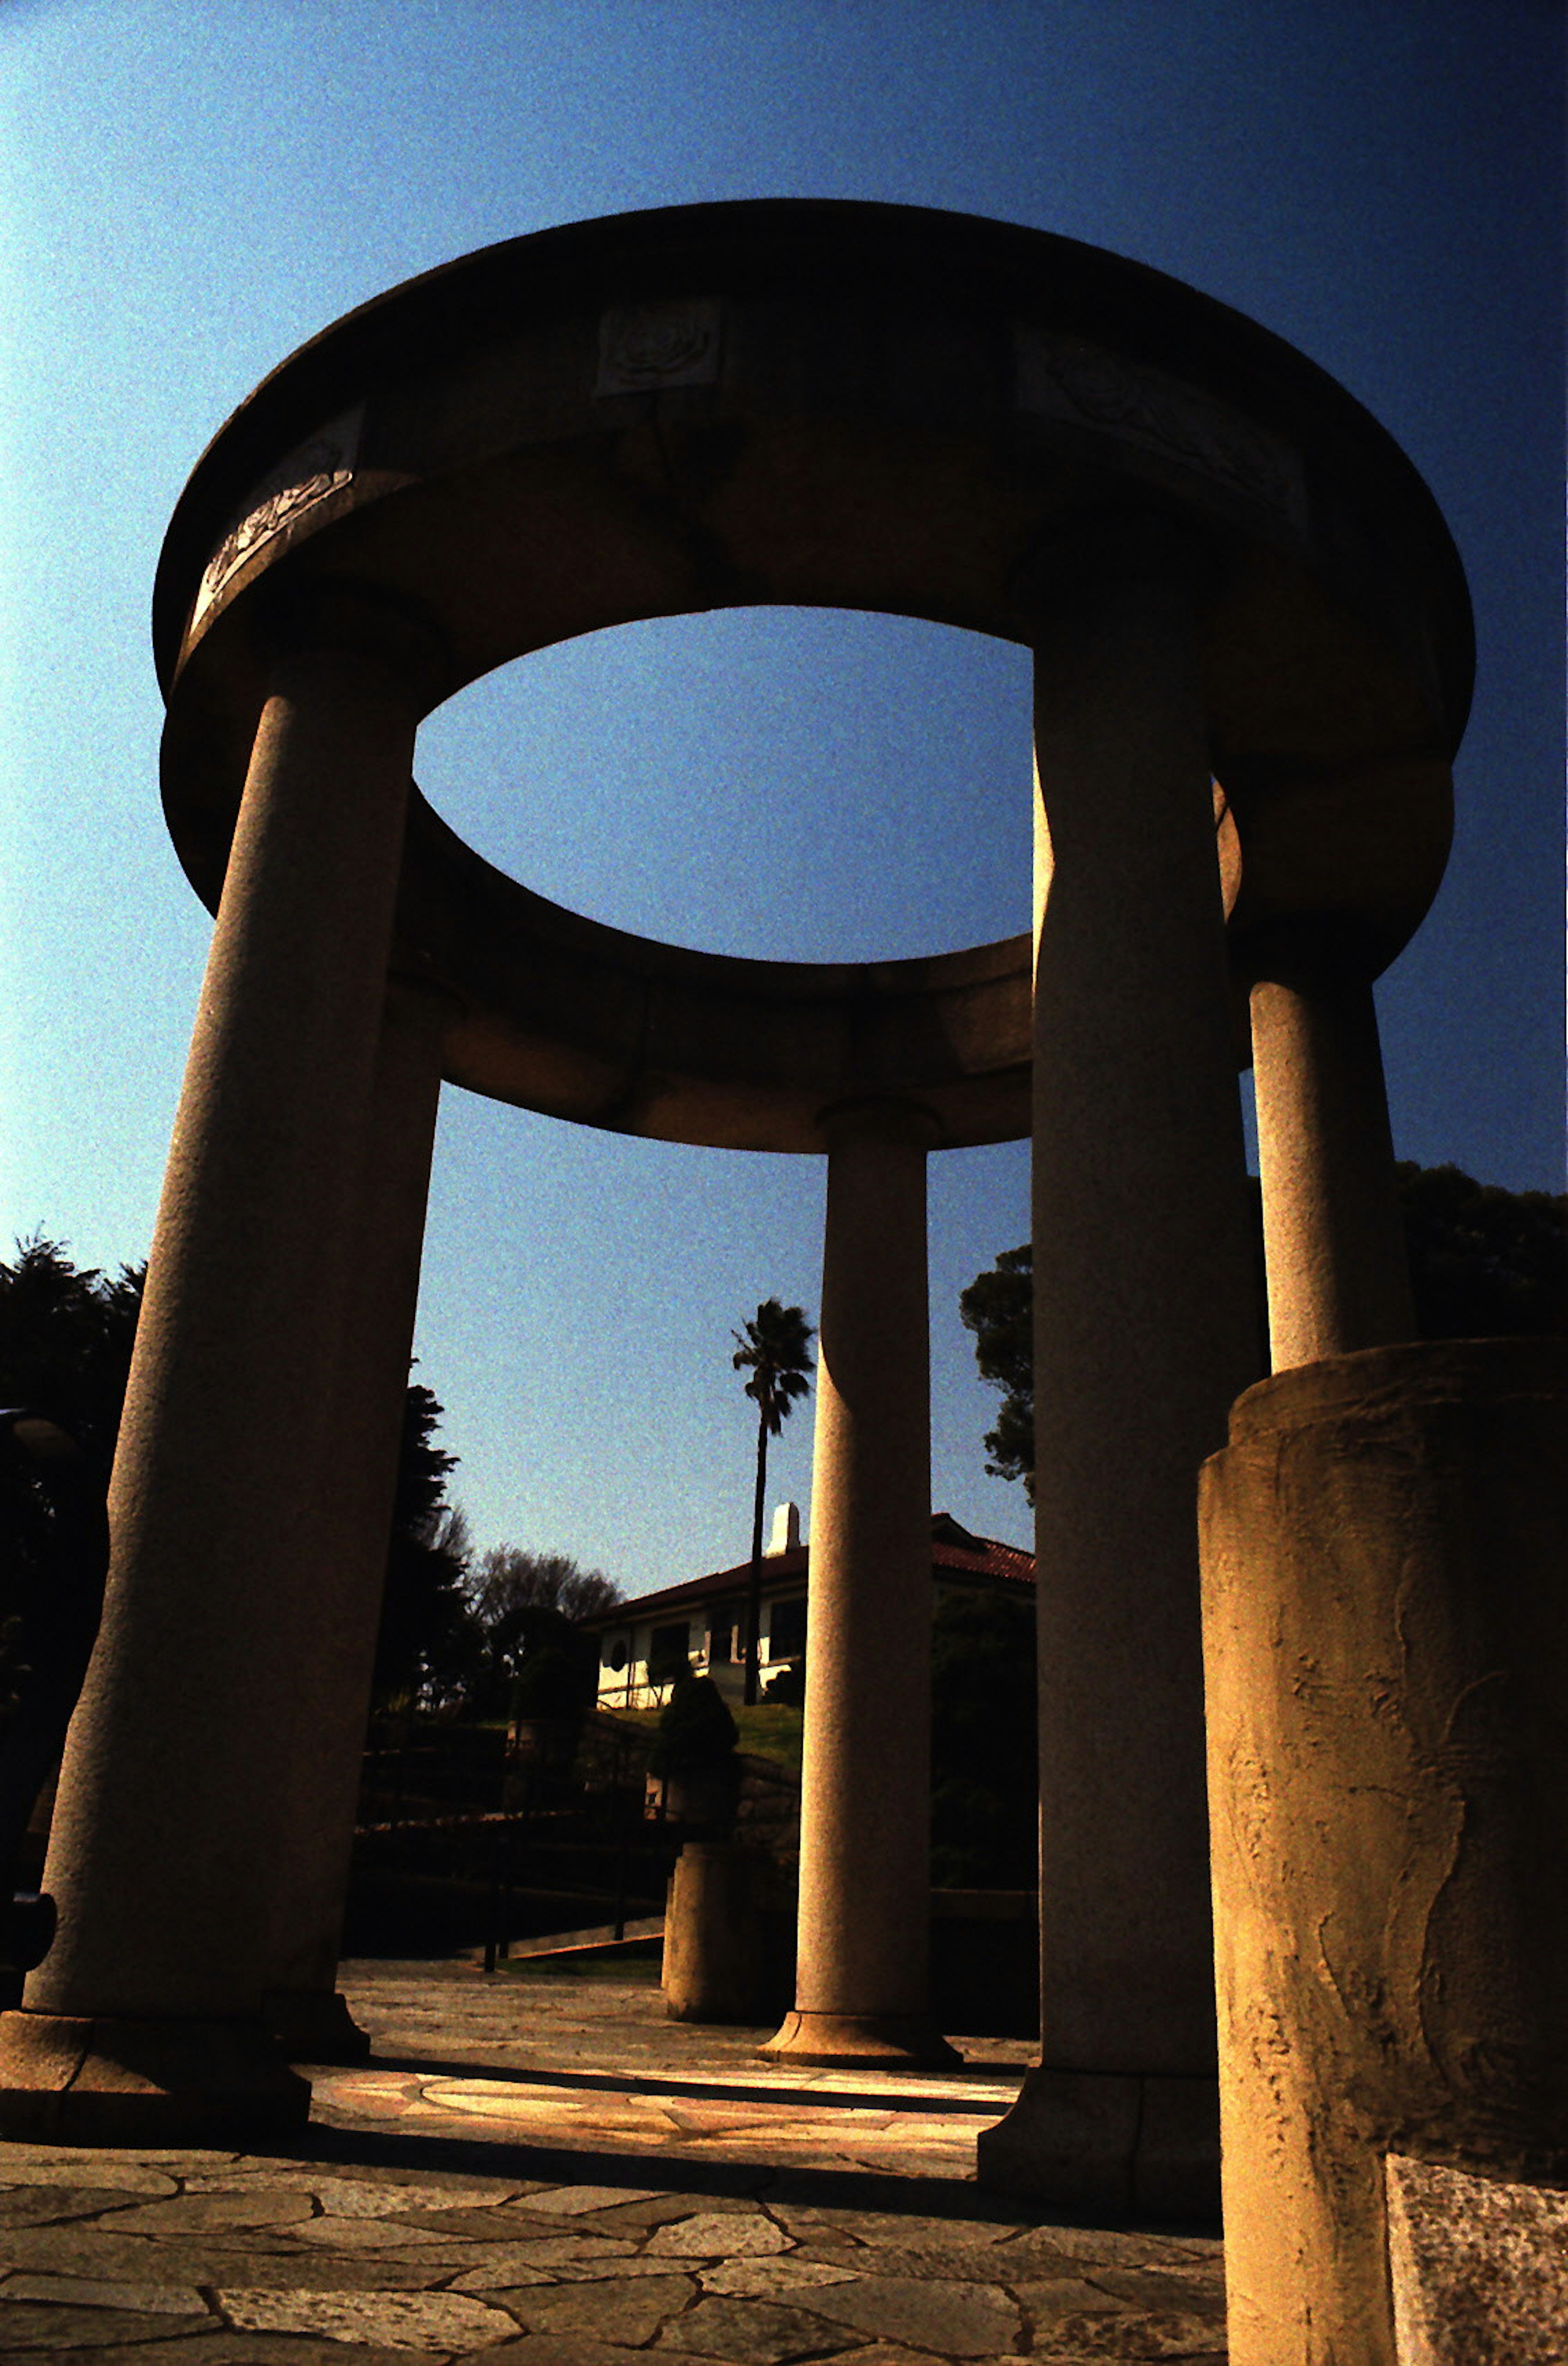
top-left (155, 200), bottom-right (1471, 1154)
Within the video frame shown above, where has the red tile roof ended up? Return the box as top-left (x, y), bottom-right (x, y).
top-left (584, 1512), bottom-right (1033, 1627)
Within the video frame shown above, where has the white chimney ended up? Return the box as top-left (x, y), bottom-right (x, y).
top-left (766, 1502), bottom-right (802, 1555)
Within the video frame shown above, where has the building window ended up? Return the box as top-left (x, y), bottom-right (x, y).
top-left (648, 1622), bottom-right (692, 1680)
top-left (706, 1605), bottom-right (742, 1663)
top-left (768, 1595), bottom-right (807, 1661)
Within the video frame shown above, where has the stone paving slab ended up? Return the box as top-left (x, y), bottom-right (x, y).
top-left (0, 1961), bottom-right (1226, 2362)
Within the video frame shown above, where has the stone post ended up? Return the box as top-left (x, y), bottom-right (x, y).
top-left (263, 976), bottom-right (450, 2064)
top-left (0, 588), bottom-right (441, 2141)
top-left (1250, 955), bottom-right (1415, 1369)
top-left (664, 1842), bottom-right (785, 2025)
top-left (1200, 1340), bottom-right (1568, 2364)
top-left (978, 523), bottom-right (1259, 2213)
top-left (763, 1098), bottom-right (956, 2068)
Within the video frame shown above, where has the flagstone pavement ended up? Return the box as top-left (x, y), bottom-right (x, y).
top-left (0, 1957), bottom-right (1228, 2364)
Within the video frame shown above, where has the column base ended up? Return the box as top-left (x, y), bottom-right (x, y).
top-left (761, 2009), bottom-right (961, 2071)
top-left (976, 2065), bottom-right (1220, 2222)
top-left (263, 1985), bottom-right (373, 2063)
top-left (0, 2010), bottom-right (312, 2143)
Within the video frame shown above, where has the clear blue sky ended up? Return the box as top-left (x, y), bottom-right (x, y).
top-left (2, 0), bottom-right (1561, 1595)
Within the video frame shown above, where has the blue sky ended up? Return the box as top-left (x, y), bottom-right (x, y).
top-left (2, 0), bottom-right (1561, 1594)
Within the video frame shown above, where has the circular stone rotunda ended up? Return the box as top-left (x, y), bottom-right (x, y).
top-left (1, 203), bottom-right (1497, 2281)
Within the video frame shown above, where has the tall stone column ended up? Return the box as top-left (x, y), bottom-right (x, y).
top-left (763, 1098), bottom-right (956, 2069)
top-left (1250, 956), bottom-right (1415, 1370)
top-left (978, 522), bottom-right (1259, 2213)
top-left (0, 588), bottom-right (441, 2141)
top-left (263, 976), bottom-right (450, 2064)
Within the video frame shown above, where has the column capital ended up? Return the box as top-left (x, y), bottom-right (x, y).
top-left (1009, 502), bottom-right (1223, 633)
top-left (252, 577), bottom-right (453, 713)
top-left (1236, 913), bottom-right (1385, 995)
top-left (814, 1096), bottom-right (942, 1154)
top-left (383, 971), bottom-right (466, 1034)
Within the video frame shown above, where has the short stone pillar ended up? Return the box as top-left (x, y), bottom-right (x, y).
top-left (1250, 954), bottom-right (1415, 1369)
top-left (263, 976), bottom-right (450, 2064)
top-left (763, 1098), bottom-right (956, 2069)
top-left (1200, 1339), bottom-right (1568, 2365)
top-left (979, 525), bottom-right (1259, 2212)
top-left (663, 1842), bottom-right (784, 2025)
top-left (0, 591), bottom-right (441, 2141)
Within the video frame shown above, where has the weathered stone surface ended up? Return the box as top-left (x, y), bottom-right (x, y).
top-left (550, 2257), bottom-right (701, 2286)
top-left (1087, 2264), bottom-right (1229, 2314)
top-left (801, 2270), bottom-right (1023, 2356)
top-left (285, 2214), bottom-right (453, 2248)
top-left (770, 2203), bottom-right (1019, 2247)
top-left (448, 2232), bottom-right (639, 2272)
top-left (313, 2175), bottom-right (506, 2217)
top-left (518, 2182), bottom-right (669, 2216)
top-left (445, 2260), bottom-right (557, 2292)
top-left (817, 2351), bottom-right (1029, 2366)
top-left (0, 2298), bottom-right (214, 2349)
top-left (650, 2294), bottom-right (843, 2362)
top-left (0, 2222), bottom-right (457, 2289)
top-left (217, 2284), bottom-right (519, 2350)
top-left (1011, 2274), bottom-right (1126, 2318)
top-left (98, 2188), bottom-right (316, 2232)
top-left (797, 2239), bottom-right (1034, 2283)
top-left (698, 2256), bottom-right (859, 2295)
top-left (481, 2340), bottom-right (671, 2366)
top-left (0, 2337), bottom-right (413, 2366)
top-left (1386, 2152), bottom-right (1568, 2364)
top-left (1203, 1343), bottom-right (1568, 2364)
top-left (1001, 2223), bottom-right (1222, 2270)
top-left (0, 2274), bottom-right (210, 2314)
top-left (0, 2159), bottom-right (180, 2195)
top-left (646, 2209), bottom-right (793, 2256)
top-left (1031, 2310), bottom-right (1229, 2358)
top-left (0, 1968), bottom-right (1238, 2363)
top-left (0, 2182), bottom-right (181, 2229)
top-left (501, 2271), bottom-right (693, 2345)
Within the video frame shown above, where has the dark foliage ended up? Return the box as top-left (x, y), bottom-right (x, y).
top-left (733, 1298), bottom-right (815, 1705)
top-left (444, 1547), bottom-right (623, 1719)
top-left (0, 1236), bottom-right (144, 1457)
top-left (731, 1299), bottom-right (816, 1438)
top-left (508, 1623), bottom-right (600, 1722)
top-left (930, 1590), bottom-right (1038, 1887)
top-left (650, 1669), bottom-right (739, 1775)
top-left (372, 1384), bottom-right (469, 1709)
top-left (0, 1233), bottom-right (470, 1715)
top-left (957, 1245), bottom-right (1035, 1504)
top-left (0, 1240), bottom-right (142, 1608)
top-left (961, 1164), bottom-right (1565, 1499)
top-left (1397, 1163), bottom-right (1566, 1340)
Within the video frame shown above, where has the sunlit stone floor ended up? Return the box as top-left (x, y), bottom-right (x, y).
top-left (0, 1958), bottom-right (1227, 2363)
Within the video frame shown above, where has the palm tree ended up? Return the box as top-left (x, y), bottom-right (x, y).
top-left (731, 1299), bottom-right (815, 1707)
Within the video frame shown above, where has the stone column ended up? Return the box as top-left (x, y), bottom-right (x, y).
top-left (1200, 1340), bottom-right (1568, 2365)
top-left (978, 523), bottom-right (1259, 2214)
top-left (0, 588), bottom-right (441, 2142)
top-left (263, 976), bottom-right (450, 2064)
top-left (1250, 956), bottom-right (1415, 1370)
top-left (763, 1098), bottom-right (956, 2069)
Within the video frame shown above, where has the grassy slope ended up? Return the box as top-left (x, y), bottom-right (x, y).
top-left (607, 1702), bottom-right (804, 1779)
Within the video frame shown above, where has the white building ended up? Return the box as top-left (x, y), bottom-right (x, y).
top-left (583, 1504), bottom-right (1034, 1709)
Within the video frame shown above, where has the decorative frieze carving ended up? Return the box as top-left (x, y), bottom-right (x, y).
top-left (1015, 327), bottom-right (1304, 526)
top-left (193, 406), bottom-right (364, 625)
top-left (595, 298), bottom-right (722, 396)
